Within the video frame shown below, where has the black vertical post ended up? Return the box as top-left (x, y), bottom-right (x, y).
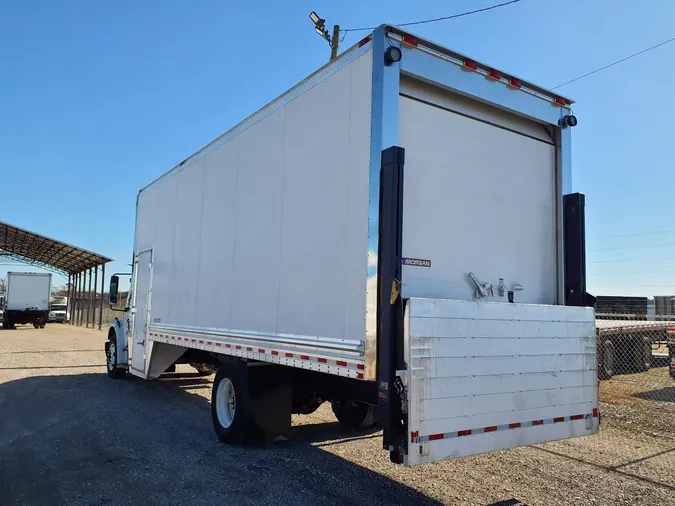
top-left (376, 146), bottom-right (406, 463)
top-left (99, 264), bottom-right (105, 330)
top-left (563, 193), bottom-right (594, 307)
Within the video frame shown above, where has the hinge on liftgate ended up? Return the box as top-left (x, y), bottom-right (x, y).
top-left (390, 278), bottom-right (401, 305)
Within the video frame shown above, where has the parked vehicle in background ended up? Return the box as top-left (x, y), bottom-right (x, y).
top-left (48, 296), bottom-right (70, 323)
top-left (594, 295), bottom-right (675, 379)
top-left (0, 293), bottom-right (4, 322)
top-left (2, 272), bottom-right (51, 329)
top-left (104, 25), bottom-right (599, 466)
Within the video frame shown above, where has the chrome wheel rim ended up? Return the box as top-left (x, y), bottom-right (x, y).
top-left (215, 378), bottom-right (236, 428)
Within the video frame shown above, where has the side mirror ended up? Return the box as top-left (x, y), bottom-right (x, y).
top-left (109, 275), bottom-right (119, 306)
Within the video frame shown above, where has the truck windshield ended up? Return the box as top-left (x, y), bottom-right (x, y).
top-left (51, 304), bottom-right (67, 311)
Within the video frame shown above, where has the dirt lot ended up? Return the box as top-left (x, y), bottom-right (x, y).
top-left (1, 325), bottom-right (675, 506)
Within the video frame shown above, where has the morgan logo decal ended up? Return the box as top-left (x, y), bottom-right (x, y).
top-left (403, 257), bottom-right (431, 268)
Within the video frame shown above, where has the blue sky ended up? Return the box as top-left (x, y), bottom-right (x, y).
top-left (1, 0), bottom-right (674, 297)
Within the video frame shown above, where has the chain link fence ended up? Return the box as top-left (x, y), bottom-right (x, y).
top-left (595, 296), bottom-right (675, 436)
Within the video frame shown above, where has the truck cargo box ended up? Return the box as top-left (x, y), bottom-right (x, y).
top-left (107, 25), bottom-right (598, 466)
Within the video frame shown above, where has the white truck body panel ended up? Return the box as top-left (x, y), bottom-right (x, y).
top-left (132, 49), bottom-right (374, 376)
top-left (405, 298), bottom-right (598, 466)
top-left (5, 272), bottom-right (51, 311)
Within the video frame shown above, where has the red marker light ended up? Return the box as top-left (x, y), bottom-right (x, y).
top-left (463, 59), bottom-right (478, 71)
top-left (554, 96), bottom-right (566, 106)
top-left (508, 78), bottom-right (522, 89)
top-left (487, 69), bottom-right (501, 80)
top-left (402, 35), bottom-right (418, 47)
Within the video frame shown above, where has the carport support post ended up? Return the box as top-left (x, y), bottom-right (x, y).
top-left (70, 273), bottom-right (76, 325)
top-left (98, 263), bottom-right (105, 330)
top-left (87, 267), bottom-right (93, 328)
top-left (93, 266), bottom-right (98, 329)
top-left (67, 273), bottom-right (71, 323)
top-left (78, 271), bottom-right (84, 326)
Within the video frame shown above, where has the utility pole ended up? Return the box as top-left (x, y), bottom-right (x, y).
top-left (330, 25), bottom-right (340, 61)
top-left (310, 12), bottom-right (340, 62)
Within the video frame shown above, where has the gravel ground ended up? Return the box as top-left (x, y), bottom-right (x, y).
top-left (1, 325), bottom-right (675, 506)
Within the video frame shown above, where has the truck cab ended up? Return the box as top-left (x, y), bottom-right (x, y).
top-left (48, 296), bottom-right (70, 323)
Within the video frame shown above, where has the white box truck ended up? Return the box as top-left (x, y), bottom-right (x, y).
top-left (3, 272), bottom-right (51, 329)
top-left (105, 25), bottom-right (599, 466)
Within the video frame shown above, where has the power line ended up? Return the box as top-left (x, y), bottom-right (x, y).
top-left (341, 0), bottom-right (523, 34)
top-left (588, 243), bottom-right (675, 253)
top-left (551, 35), bottom-right (675, 90)
top-left (588, 256), bottom-right (675, 264)
top-left (589, 229), bottom-right (675, 241)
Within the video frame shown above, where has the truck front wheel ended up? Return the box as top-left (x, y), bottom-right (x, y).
top-left (211, 362), bottom-right (252, 444)
top-left (106, 332), bottom-right (126, 379)
top-left (331, 400), bottom-right (376, 430)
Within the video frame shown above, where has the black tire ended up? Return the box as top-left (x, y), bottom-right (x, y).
top-left (33, 322), bottom-right (39, 329)
top-left (599, 340), bottom-right (615, 380)
top-left (106, 331), bottom-right (126, 380)
top-left (634, 336), bottom-right (652, 372)
top-left (331, 400), bottom-right (377, 430)
top-left (211, 361), bottom-right (252, 444)
top-left (292, 395), bottom-right (323, 415)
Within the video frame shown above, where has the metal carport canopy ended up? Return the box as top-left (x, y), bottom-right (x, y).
top-left (0, 220), bottom-right (111, 275)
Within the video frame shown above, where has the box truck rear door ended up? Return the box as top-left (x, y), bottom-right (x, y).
top-left (404, 297), bottom-right (598, 466)
top-left (398, 94), bottom-right (557, 305)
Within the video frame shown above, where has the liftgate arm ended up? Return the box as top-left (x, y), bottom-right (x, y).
top-left (376, 146), bottom-right (407, 463)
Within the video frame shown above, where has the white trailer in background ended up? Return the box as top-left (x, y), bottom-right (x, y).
top-left (105, 25), bottom-right (599, 466)
top-left (3, 272), bottom-right (51, 329)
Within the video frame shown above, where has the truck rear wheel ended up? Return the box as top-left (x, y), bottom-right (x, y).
top-left (599, 340), bottom-right (615, 380)
top-left (211, 362), bottom-right (252, 444)
top-left (331, 400), bottom-right (376, 430)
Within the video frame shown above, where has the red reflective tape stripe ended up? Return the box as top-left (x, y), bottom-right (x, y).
top-left (199, 340), bottom-right (204, 344)
top-left (410, 431), bottom-right (419, 442)
top-left (532, 420), bottom-right (544, 426)
top-left (483, 426), bottom-right (498, 433)
top-left (593, 408), bottom-right (599, 417)
top-left (357, 364), bottom-right (365, 370)
top-left (318, 358), bottom-right (328, 363)
top-left (246, 347), bottom-right (253, 352)
top-left (235, 345), bottom-right (241, 350)
top-left (271, 350), bottom-right (279, 356)
top-left (458, 430), bottom-right (472, 437)
top-left (285, 352), bottom-right (294, 358)
top-left (225, 344), bottom-right (231, 348)
top-left (509, 423), bottom-right (521, 429)
top-left (206, 342), bottom-right (212, 346)
top-left (215, 343), bottom-right (221, 347)
top-left (571, 414), bottom-right (584, 421)
top-left (554, 417), bottom-right (565, 423)
top-left (177, 337), bottom-right (182, 341)
top-left (258, 349), bottom-right (265, 353)
top-left (300, 355), bottom-right (310, 360)
top-left (336, 360), bottom-right (347, 367)
top-left (429, 433), bottom-right (444, 441)
top-left (357, 373), bottom-right (364, 379)
top-left (191, 339), bottom-right (196, 343)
